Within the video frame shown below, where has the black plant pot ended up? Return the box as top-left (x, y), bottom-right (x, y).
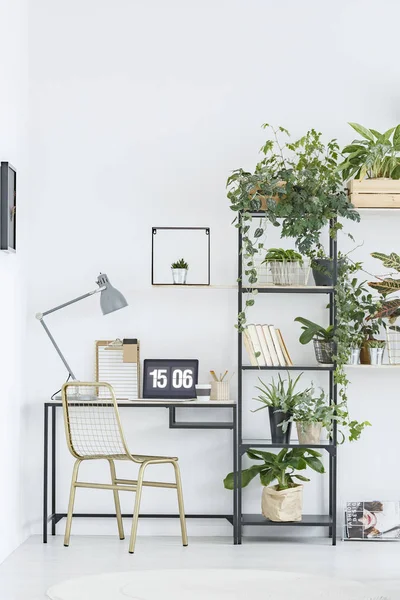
top-left (268, 407), bottom-right (292, 443)
top-left (312, 258), bottom-right (344, 286)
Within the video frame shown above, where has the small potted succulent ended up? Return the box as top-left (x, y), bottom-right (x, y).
top-left (171, 258), bottom-right (189, 285)
top-left (367, 340), bottom-right (386, 365)
top-left (252, 373), bottom-right (310, 443)
top-left (294, 317), bottom-right (335, 364)
top-left (223, 447), bottom-right (325, 522)
top-left (262, 248), bottom-right (309, 286)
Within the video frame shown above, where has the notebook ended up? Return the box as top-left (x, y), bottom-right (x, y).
top-left (95, 339), bottom-right (140, 400)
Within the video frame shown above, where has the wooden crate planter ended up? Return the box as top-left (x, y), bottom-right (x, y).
top-left (348, 178), bottom-right (400, 208)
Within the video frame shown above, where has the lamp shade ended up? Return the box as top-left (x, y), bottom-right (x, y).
top-left (96, 273), bottom-right (128, 315)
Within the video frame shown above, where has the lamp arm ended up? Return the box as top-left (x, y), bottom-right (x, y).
top-left (35, 286), bottom-right (104, 380)
top-left (38, 318), bottom-right (77, 380)
top-left (40, 287), bottom-right (102, 317)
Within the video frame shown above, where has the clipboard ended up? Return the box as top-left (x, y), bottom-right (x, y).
top-left (95, 339), bottom-right (140, 400)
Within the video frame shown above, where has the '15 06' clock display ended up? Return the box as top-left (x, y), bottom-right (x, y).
top-left (142, 359), bottom-right (199, 399)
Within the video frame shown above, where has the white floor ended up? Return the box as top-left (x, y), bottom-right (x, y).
top-left (1, 535), bottom-right (400, 600)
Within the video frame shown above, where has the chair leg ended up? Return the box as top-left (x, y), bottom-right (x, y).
top-left (128, 462), bottom-right (147, 554)
top-left (108, 459), bottom-right (125, 540)
top-left (172, 460), bottom-right (188, 546)
top-left (64, 459), bottom-right (82, 547)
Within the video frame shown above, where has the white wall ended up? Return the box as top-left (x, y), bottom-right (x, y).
top-left (0, 0), bottom-right (29, 563)
top-left (25, 0), bottom-right (400, 539)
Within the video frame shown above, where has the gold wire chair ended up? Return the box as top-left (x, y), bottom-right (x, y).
top-left (61, 381), bottom-right (188, 553)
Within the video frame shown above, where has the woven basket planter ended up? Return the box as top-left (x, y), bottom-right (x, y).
top-left (313, 340), bottom-right (335, 364)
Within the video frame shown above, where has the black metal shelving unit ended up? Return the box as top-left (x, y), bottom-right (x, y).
top-left (234, 214), bottom-right (338, 545)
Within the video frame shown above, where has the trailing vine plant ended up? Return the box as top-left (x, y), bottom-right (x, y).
top-left (227, 123), bottom-right (372, 441)
top-left (333, 257), bottom-right (381, 440)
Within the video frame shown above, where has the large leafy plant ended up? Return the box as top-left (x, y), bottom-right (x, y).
top-left (223, 447), bottom-right (325, 491)
top-left (228, 125), bottom-right (359, 260)
top-left (368, 252), bottom-right (400, 321)
top-left (338, 122), bottom-right (400, 180)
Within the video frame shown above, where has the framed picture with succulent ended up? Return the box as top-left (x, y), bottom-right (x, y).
top-left (0, 162), bottom-right (16, 252)
top-left (151, 226), bottom-right (210, 286)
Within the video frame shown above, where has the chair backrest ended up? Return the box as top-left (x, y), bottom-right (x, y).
top-left (61, 382), bottom-right (130, 459)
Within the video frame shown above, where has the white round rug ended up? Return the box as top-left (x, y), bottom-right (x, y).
top-left (47, 569), bottom-right (389, 600)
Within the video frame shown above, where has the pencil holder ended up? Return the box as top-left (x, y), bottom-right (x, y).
top-left (210, 381), bottom-right (230, 401)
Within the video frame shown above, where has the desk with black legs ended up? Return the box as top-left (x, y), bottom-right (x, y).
top-left (43, 399), bottom-right (238, 544)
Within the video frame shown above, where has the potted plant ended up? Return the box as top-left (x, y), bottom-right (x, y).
top-left (223, 447), bottom-right (325, 522)
top-left (262, 248), bottom-right (309, 286)
top-left (310, 251), bottom-right (344, 287)
top-left (367, 340), bottom-right (386, 365)
top-left (339, 122), bottom-right (400, 208)
top-left (281, 388), bottom-right (334, 444)
top-left (294, 317), bottom-right (335, 364)
top-left (336, 273), bottom-right (383, 365)
top-left (171, 258), bottom-right (189, 284)
top-left (367, 251), bottom-right (400, 364)
top-left (252, 372), bottom-right (310, 443)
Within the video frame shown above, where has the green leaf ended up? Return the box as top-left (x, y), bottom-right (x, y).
top-left (393, 124), bottom-right (400, 146)
top-left (246, 449), bottom-right (276, 463)
top-left (348, 122), bottom-right (375, 142)
top-left (260, 471), bottom-right (275, 486)
top-left (289, 457), bottom-right (307, 470)
top-left (368, 278), bottom-right (400, 296)
top-left (367, 298), bottom-right (400, 320)
top-left (370, 129), bottom-right (384, 141)
top-left (383, 127), bottom-right (395, 141)
top-left (304, 456), bottom-right (325, 473)
top-left (371, 251), bottom-right (400, 271)
top-left (292, 474), bottom-right (310, 482)
top-left (223, 464), bottom-right (263, 489)
top-left (341, 144), bottom-right (366, 155)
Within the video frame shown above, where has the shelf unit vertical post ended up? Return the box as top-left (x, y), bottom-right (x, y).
top-left (236, 213), bottom-right (243, 544)
top-left (329, 217), bottom-right (338, 544)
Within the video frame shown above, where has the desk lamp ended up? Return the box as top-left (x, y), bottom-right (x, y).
top-left (36, 273), bottom-right (128, 380)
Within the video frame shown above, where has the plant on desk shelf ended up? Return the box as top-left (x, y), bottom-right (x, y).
top-left (224, 447), bottom-right (325, 522)
top-left (252, 372), bottom-right (311, 444)
top-left (171, 258), bottom-right (189, 285)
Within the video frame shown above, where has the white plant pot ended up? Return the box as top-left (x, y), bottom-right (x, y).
top-left (296, 422), bottom-right (322, 445)
top-left (262, 484), bottom-right (303, 522)
top-left (369, 347), bottom-right (384, 365)
top-left (347, 347), bottom-right (361, 365)
top-left (171, 268), bottom-right (187, 284)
